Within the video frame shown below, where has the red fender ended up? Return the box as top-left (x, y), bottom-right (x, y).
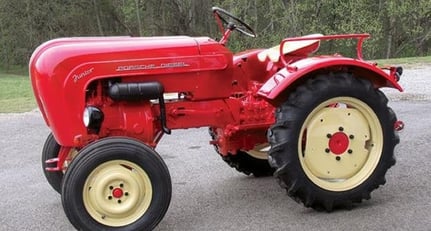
top-left (257, 56), bottom-right (403, 103)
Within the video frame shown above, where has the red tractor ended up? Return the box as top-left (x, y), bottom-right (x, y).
top-left (30, 7), bottom-right (403, 230)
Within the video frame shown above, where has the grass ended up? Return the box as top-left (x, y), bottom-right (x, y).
top-left (373, 56), bottom-right (431, 67)
top-left (0, 72), bottom-right (37, 113)
top-left (0, 56), bottom-right (430, 113)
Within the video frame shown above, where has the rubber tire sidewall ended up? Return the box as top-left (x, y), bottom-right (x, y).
top-left (61, 137), bottom-right (172, 231)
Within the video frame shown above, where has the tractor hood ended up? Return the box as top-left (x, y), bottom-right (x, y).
top-left (30, 36), bottom-right (229, 79)
top-left (29, 36), bottom-right (232, 140)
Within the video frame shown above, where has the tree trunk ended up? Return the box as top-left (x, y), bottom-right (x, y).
top-left (92, 0), bottom-right (104, 36)
top-left (386, 16), bottom-right (395, 59)
top-left (135, 0), bottom-right (143, 36)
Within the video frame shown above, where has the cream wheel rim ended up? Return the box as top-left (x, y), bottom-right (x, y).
top-left (246, 143), bottom-right (270, 160)
top-left (83, 160), bottom-right (152, 227)
top-left (298, 97), bottom-right (383, 191)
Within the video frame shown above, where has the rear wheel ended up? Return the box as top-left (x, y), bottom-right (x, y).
top-left (268, 73), bottom-right (399, 211)
top-left (61, 137), bottom-right (171, 230)
top-left (209, 128), bottom-right (274, 177)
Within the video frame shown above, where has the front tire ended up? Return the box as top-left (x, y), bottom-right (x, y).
top-left (42, 133), bottom-right (78, 194)
top-left (61, 137), bottom-right (171, 230)
top-left (268, 73), bottom-right (399, 211)
top-left (42, 133), bottom-right (63, 193)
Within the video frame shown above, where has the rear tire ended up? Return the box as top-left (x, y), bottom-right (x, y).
top-left (268, 73), bottom-right (399, 211)
top-left (209, 128), bottom-right (274, 177)
top-left (61, 137), bottom-right (172, 230)
top-left (220, 150), bottom-right (275, 177)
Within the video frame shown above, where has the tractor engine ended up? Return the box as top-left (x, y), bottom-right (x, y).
top-left (83, 79), bottom-right (164, 147)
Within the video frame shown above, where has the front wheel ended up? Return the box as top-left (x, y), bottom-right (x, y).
top-left (61, 137), bottom-right (171, 230)
top-left (268, 73), bottom-right (399, 211)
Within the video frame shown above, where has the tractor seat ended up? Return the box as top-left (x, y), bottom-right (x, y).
top-left (257, 34), bottom-right (323, 62)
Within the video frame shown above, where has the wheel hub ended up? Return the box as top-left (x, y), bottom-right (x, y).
top-left (112, 188), bottom-right (124, 198)
top-left (328, 132), bottom-right (349, 155)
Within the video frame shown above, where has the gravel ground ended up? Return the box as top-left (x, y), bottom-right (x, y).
top-left (0, 66), bottom-right (430, 230)
top-left (383, 65), bottom-right (431, 101)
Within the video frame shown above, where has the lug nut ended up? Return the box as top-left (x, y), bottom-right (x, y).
top-left (336, 156), bottom-right (341, 161)
top-left (327, 134), bottom-right (332, 138)
top-left (109, 186), bottom-right (114, 190)
top-left (325, 148), bottom-right (330, 153)
top-left (339, 127), bottom-right (344, 131)
top-left (125, 192), bottom-right (129, 196)
top-left (348, 149), bottom-right (353, 154)
top-left (108, 196), bottom-right (112, 200)
top-left (349, 135), bottom-right (354, 139)
top-left (120, 183), bottom-right (124, 188)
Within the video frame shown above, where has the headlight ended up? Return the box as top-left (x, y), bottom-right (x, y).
top-left (83, 108), bottom-right (91, 127)
top-left (82, 106), bottom-right (104, 132)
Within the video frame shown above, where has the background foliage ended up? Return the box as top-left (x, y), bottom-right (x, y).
top-left (0, 0), bottom-right (430, 70)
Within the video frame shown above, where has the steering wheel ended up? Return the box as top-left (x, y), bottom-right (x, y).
top-left (212, 7), bottom-right (257, 38)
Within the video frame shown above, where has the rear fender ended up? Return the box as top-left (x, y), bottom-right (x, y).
top-left (257, 57), bottom-right (403, 105)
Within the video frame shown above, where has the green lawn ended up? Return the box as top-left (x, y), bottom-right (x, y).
top-left (373, 56), bottom-right (431, 67)
top-left (0, 73), bottom-right (37, 113)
